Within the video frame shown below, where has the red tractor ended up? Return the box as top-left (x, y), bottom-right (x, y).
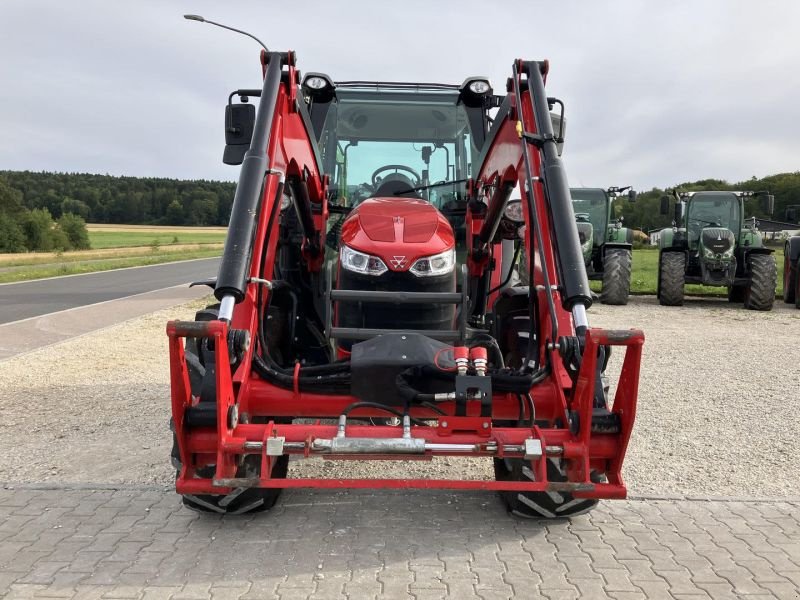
top-left (168, 16), bottom-right (644, 517)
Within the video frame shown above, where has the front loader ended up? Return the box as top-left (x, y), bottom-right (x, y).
top-left (571, 187), bottom-right (637, 305)
top-left (656, 190), bottom-right (776, 309)
top-left (167, 17), bottom-right (644, 518)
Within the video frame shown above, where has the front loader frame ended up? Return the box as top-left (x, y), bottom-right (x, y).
top-left (168, 53), bottom-right (644, 504)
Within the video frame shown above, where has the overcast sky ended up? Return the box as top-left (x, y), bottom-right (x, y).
top-left (1, 0), bottom-right (798, 190)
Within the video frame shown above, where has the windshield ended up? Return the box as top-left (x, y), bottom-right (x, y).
top-left (318, 89), bottom-right (478, 210)
top-left (570, 188), bottom-right (609, 244)
top-left (687, 192), bottom-right (740, 244)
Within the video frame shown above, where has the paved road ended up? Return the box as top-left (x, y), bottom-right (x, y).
top-left (0, 258), bottom-right (220, 324)
top-left (0, 486), bottom-right (797, 600)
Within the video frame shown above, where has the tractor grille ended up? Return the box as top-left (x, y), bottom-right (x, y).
top-left (702, 228), bottom-right (734, 254)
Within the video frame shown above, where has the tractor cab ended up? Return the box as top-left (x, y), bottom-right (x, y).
top-left (684, 191), bottom-right (740, 252)
top-left (567, 187), bottom-right (635, 304)
top-left (570, 188), bottom-right (609, 257)
top-left (306, 77), bottom-right (491, 260)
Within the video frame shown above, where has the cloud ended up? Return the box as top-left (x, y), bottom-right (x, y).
top-left (1, 0), bottom-right (798, 189)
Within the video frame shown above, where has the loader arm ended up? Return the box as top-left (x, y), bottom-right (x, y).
top-left (166, 50), bottom-right (644, 516)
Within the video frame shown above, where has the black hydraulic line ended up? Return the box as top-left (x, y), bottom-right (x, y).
top-left (290, 178), bottom-right (320, 253)
top-left (478, 180), bottom-right (516, 246)
top-left (511, 61), bottom-right (559, 364)
top-left (215, 52), bottom-right (285, 304)
top-left (523, 61), bottom-right (592, 311)
top-left (487, 242), bottom-right (521, 296)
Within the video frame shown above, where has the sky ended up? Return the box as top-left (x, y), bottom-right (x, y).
top-left (1, 0), bottom-right (799, 191)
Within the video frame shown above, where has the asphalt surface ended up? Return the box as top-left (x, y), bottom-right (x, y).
top-left (0, 257), bottom-right (220, 324)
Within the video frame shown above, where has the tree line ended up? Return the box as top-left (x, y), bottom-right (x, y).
top-left (0, 170), bottom-right (236, 227)
top-left (2, 169), bottom-right (799, 253)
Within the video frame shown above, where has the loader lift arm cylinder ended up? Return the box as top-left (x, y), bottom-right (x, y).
top-left (215, 52), bottom-right (285, 317)
top-left (523, 61), bottom-right (592, 314)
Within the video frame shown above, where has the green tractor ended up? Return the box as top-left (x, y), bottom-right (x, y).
top-left (570, 186), bottom-right (637, 305)
top-left (656, 190), bottom-right (776, 309)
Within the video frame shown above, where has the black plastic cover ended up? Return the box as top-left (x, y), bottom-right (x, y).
top-left (351, 333), bottom-right (454, 405)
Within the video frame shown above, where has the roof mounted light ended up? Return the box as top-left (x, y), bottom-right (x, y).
top-left (305, 77), bottom-right (327, 90)
top-left (302, 72), bottom-right (334, 93)
top-left (468, 80), bottom-right (491, 95)
top-left (460, 77), bottom-right (492, 96)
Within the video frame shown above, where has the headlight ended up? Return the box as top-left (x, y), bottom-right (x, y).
top-left (409, 249), bottom-right (456, 277)
top-left (280, 193), bottom-right (292, 212)
top-left (340, 245), bottom-right (388, 276)
top-left (503, 200), bottom-right (525, 223)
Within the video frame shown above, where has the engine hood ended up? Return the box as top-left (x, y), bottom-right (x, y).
top-left (700, 227), bottom-right (735, 254)
top-left (340, 198), bottom-right (455, 272)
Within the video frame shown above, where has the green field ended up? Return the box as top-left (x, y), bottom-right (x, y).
top-left (589, 247), bottom-right (786, 297)
top-left (87, 230), bottom-right (227, 249)
top-left (0, 248), bottom-right (222, 284)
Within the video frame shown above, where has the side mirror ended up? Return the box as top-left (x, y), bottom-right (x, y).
top-left (550, 112), bottom-right (566, 156)
top-left (660, 195), bottom-right (670, 215)
top-left (223, 103), bottom-right (256, 165)
top-left (628, 190), bottom-right (637, 203)
top-left (761, 194), bottom-right (775, 216)
top-left (675, 203), bottom-right (683, 223)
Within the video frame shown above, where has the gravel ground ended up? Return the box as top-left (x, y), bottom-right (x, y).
top-left (1, 295), bottom-right (798, 497)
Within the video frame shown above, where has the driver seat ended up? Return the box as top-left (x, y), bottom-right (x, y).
top-left (372, 174), bottom-right (423, 199)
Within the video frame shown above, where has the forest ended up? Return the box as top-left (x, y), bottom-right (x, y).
top-left (1, 169), bottom-right (799, 252)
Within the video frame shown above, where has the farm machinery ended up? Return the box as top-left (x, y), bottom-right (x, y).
top-left (656, 190), bottom-right (776, 309)
top-left (167, 16), bottom-right (644, 517)
top-left (785, 234), bottom-right (800, 308)
top-left (571, 187), bottom-right (637, 305)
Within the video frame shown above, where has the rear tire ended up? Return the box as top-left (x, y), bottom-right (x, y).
top-left (494, 457), bottom-right (598, 518)
top-left (783, 252), bottom-right (797, 304)
top-left (744, 254), bottom-right (776, 311)
top-left (658, 252), bottom-right (685, 306)
top-left (600, 249), bottom-right (631, 305)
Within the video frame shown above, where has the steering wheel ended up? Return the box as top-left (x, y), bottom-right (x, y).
top-left (371, 164), bottom-right (421, 187)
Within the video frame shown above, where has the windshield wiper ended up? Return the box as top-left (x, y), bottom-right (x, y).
top-left (394, 178), bottom-right (470, 195)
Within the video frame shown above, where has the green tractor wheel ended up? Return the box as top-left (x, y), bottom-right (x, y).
top-left (744, 254), bottom-right (776, 311)
top-left (600, 249), bottom-right (631, 305)
top-left (658, 252), bottom-right (685, 306)
top-left (783, 251), bottom-right (797, 304)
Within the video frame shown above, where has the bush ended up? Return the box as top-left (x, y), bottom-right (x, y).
top-left (57, 213), bottom-right (91, 250)
top-left (49, 227), bottom-right (71, 251)
top-left (0, 213), bottom-right (27, 252)
top-left (23, 208), bottom-right (56, 252)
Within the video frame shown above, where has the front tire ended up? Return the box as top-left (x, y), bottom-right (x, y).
top-left (172, 304), bottom-right (288, 515)
top-left (494, 457), bottom-right (598, 518)
top-left (744, 254), bottom-right (776, 311)
top-left (600, 249), bottom-right (631, 305)
top-left (658, 252), bottom-right (685, 306)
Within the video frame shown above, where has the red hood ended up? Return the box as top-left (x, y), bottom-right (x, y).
top-left (340, 198), bottom-right (455, 271)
